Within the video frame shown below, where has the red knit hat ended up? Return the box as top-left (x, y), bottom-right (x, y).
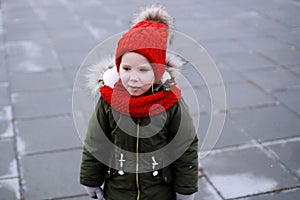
top-left (115, 5), bottom-right (173, 83)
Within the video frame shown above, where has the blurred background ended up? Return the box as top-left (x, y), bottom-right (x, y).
top-left (0, 0), bottom-right (299, 199)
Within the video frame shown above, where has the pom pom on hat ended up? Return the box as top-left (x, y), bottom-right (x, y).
top-left (132, 5), bottom-right (174, 39)
top-left (115, 5), bottom-right (173, 82)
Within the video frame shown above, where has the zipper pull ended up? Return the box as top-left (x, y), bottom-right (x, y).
top-left (118, 153), bottom-right (125, 175)
top-left (152, 156), bottom-right (159, 176)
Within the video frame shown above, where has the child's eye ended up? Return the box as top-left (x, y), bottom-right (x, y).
top-left (122, 66), bottom-right (130, 71)
top-left (139, 68), bottom-right (149, 72)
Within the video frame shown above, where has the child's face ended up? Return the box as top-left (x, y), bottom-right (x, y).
top-left (119, 52), bottom-right (155, 96)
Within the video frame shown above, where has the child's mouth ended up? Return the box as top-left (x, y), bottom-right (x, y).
top-left (128, 85), bottom-right (141, 89)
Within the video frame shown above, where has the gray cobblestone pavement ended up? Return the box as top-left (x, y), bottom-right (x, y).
top-left (0, 0), bottom-right (299, 199)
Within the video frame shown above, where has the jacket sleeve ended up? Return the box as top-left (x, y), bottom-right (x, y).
top-left (168, 99), bottom-right (198, 194)
top-left (80, 97), bottom-right (111, 187)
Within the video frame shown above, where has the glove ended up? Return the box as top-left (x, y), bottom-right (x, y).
top-left (83, 185), bottom-right (105, 200)
top-left (176, 192), bottom-right (195, 200)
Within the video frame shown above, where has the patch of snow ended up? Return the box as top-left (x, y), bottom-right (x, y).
top-left (0, 106), bottom-right (12, 120)
top-left (0, 82), bottom-right (9, 87)
top-left (16, 136), bottom-right (26, 156)
top-left (0, 178), bottom-right (20, 199)
top-left (19, 61), bottom-right (45, 72)
top-left (210, 172), bottom-right (278, 199)
top-left (11, 93), bottom-right (19, 104)
top-left (7, 41), bottom-right (42, 57)
top-left (0, 120), bottom-right (14, 138)
top-left (297, 169), bottom-right (300, 176)
top-left (86, 0), bottom-right (103, 6)
top-left (0, 159), bottom-right (18, 179)
top-left (232, 11), bottom-right (259, 18)
top-left (84, 21), bottom-right (107, 41)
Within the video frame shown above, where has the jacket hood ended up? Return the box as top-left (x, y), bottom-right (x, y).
top-left (86, 53), bottom-right (185, 96)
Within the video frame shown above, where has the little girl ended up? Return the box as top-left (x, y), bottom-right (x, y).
top-left (80, 5), bottom-right (198, 200)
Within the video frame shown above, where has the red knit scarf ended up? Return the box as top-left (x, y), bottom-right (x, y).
top-left (100, 82), bottom-right (181, 117)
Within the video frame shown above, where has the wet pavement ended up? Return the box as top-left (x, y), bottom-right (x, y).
top-left (0, 0), bottom-right (300, 199)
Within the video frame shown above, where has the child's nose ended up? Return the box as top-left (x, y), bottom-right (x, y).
top-left (129, 71), bottom-right (139, 81)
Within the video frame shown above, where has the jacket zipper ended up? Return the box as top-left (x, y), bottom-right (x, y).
top-left (136, 121), bottom-right (141, 200)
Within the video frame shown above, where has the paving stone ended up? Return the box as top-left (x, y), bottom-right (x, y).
top-left (235, 13), bottom-right (288, 36)
top-left (198, 114), bottom-right (252, 151)
top-left (262, 3), bottom-right (300, 28)
top-left (201, 4), bottom-right (244, 19)
top-left (180, 87), bottom-right (211, 115)
top-left (57, 51), bottom-right (90, 69)
top-left (201, 147), bottom-right (299, 199)
top-left (0, 178), bottom-right (20, 200)
top-left (0, 139), bottom-right (17, 179)
top-left (83, 22), bottom-right (118, 43)
top-left (7, 51), bottom-right (62, 73)
top-left (289, 67), bottom-right (300, 76)
top-left (29, 0), bottom-right (65, 9)
top-left (0, 51), bottom-right (7, 82)
top-left (180, 61), bottom-right (244, 87)
top-left (216, 52), bottom-right (276, 71)
top-left (205, 25), bottom-right (266, 42)
top-left (73, 8), bottom-right (111, 22)
top-left (4, 18), bottom-right (44, 34)
top-left (241, 68), bottom-right (300, 93)
top-left (64, 69), bottom-right (78, 88)
top-left (60, 195), bottom-right (90, 200)
top-left (260, 48), bottom-right (300, 66)
top-left (9, 71), bottom-right (68, 92)
top-left (83, 15), bottom-right (128, 34)
top-left (0, 120), bottom-right (13, 139)
top-left (2, 0), bottom-right (31, 9)
top-left (212, 82), bottom-right (275, 110)
top-left (40, 11), bottom-right (80, 30)
top-left (12, 89), bottom-right (72, 119)
top-left (6, 40), bottom-right (55, 57)
top-left (2, 6), bottom-right (37, 21)
top-left (184, 14), bottom-right (264, 41)
top-left (267, 140), bottom-right (300, 178)
top-left (33, 4), bottom-right (73, 17)
top-left (47, 27), bottom-right (96, 53)
top-left (217, 69), bottom-right (244, 84)
top-left (273, 90), bottom-right (300, 115)
top-left (194, 177), bottom-right (223, 200)
top-left (239, 189), bottom-right (300, 200)
top-left (269, 29), bottom-right (300, 48)
top-left (5, 29), bottom-right (49, 42)
top-left (47, 27), bottom-right (94, 41)
top-left (0, 106), bottom-right (14, 139)
top-left (238, 35), bottom-right (291, 51)
top-left (21, 150), bottom-right (86, 199)
top-left (52, 36), bottom-right (97, 54)
top-left (179, 62), bottom-right (206, 87)
top-left (202, 39), bottom-right (250, 56)
top-left (0, 64), bottom-right (7, 82)
top-left (230, 106), bottom-right (300, 141)
top-left (0, 83), bottom-right (10, 106)
top-left (15, 116), bottom-right (82, 155)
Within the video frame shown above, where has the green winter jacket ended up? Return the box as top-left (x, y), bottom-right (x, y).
top-left (80, 96), bottom-right (198, 200)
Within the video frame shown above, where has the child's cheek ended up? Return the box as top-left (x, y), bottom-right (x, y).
top-left (120, 73), bottom-right (128, 83)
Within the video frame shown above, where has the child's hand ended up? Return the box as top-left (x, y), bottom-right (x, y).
top-left (83, 185), bottom-right (105, 200)
top-left (176, 192), bottom-right (195, 200)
